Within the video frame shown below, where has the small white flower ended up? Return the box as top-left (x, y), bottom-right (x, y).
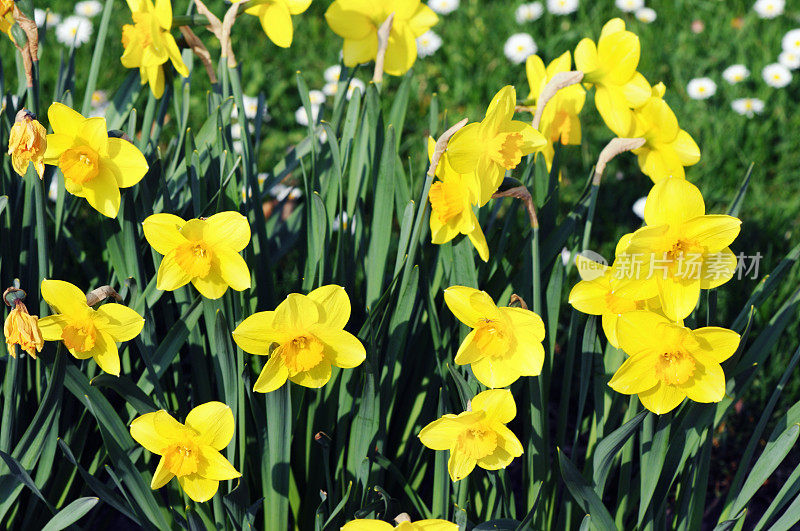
top-left (75, 1), bottom-right (103, 17)
top-left (231, 122), bottom-right (255, 140)
top-left (34, 9), bottom-right (61, 27)
top-left (88, 103), bottom-right (109, 118)
top-left (309, 90), bottom-right (326, 105)
top-left (270, 183), bottom-right (302, 201)
top-left (322, 78), bottom-right (365, 99)
top-left (560, 247), bottom-right (571, 266)
top-left (547, 0), bottom-right (579, 15)
top-left (632, 197), bottom-right (647, 220)
top-left (731, 98), bottom-right (765, 117)
top-left (722, 64), bottom-right (750, 84)
top-left (752, 0), bottom-right (784, 19)
top-left (782, 29), bottom-right (800, 53)
top-left (48, 178), bottom-right (59, 203)
top-left (332, 212), bottom-right (357, 234)
top-left (232, 95), bottom-right (267, 120)
top-left (417, 30), bottom-right (443, 57)
top-left (346, 78), bottom-right (366, 99)
top-left (324, 65), bottom-right (342, 83)
top-left (55, 16), bottom-right (93, 47)
top-left (504, 33), bottom-right (537, 64)
top-left (634, 7), bottom-right (657, 23)
top-left (90, 90), bottom-right (107, 108)
top-left (686, 77), bottom-right (717, 99)
top-left (323, 82), bottom-right (339, 97)
top-left (428, 0), bottom-right (459, 15)
top-left (779, 50), bottom-right (800, 70)
top-left (295, 105), bottom-right (320, 126)
top-left (515, 2), bottom-right (544, 23)
top-left (241, 173), bottom-right (269, 203)
top-left (232, 140), bottom-right (243, 154)
top-left (762, 63), bottom-right (792, 87)
top-left (615, 0), bottom-right (643, 13)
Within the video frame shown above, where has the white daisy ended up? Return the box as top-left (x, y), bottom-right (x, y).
top-left (295, 105), bottom-right (320, 126)
top-left (722, 64), bottom-right (749, 84)
top-left (782, 29), bottom-right (800, 53)
top-left (309, 90), bottom-right (326, 105)
top-left (731, 98), bottom-right (765, 117)
top-left (48, 177), bottom-right (59, 203)
top-left (632, 197), bottom-right (647, 220)
top-left (615, 0), bottom-right (643, 13)
top-left (560, 247), bottom-right (571, 266)
top-left (428, 0), bottom-right (459, 15)
top-left (762, 63), bottom-right (792, 87)
top-left (34, 9), bottom-right (61, 27)
top-left (515, 2), bottom-right (544, 23)
top-left (75, 1), bottom-right (103, 17)
top-left (417, 30), bottom-right (443, 57)
top-left (635, 7), bottom-right (657, 23)
top-left (346, 78), bottom-right (366, 99)
top-left (752, 0), bottom-right (784, 19)
top-left (332, 212), bottom-right (357, 234)
top-left (324, 65), bottom-right (342, 83)
top-left (232, 95), bottom-right (267, 120)
top-left (504, 33), bottom-right (537, 64)
top-left (779, 50), bottom-right (800, 70)
top-left (547, 0), bottom-right (579, 15)
top-left (270, 183), bottom-right (303, 201)
top-left (323, 82), bottom-right (339, 97)
top-left (90, 90), bottom-right (107, 108)
top-left (686, 77), bottom-right (717, 99)
top-left (240, 173), bottom-right (269, 203)
top-left (55, 16), bottom-right (93, 47)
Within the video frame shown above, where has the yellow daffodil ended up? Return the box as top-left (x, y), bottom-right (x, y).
top-left (568, 255), bottom-right (660, 348)
top-left (121, 0), bottom-right (189, 98)
top-left (43, 103), bottom-right (148, 218)
top-left (444, 286), bottom-right (545, 388)
top-left (609, 311), bottom-right (740, 414)
top-left (574, 18), bottom-right (651, 135)
top-left (325, 0), bottom-right (439, 76)
top-left (143, 212), bottom-right (252, 300)
top-left (0, 0), bottom-right (13, 37)
top-left (611, 177), bottom-right (741, 321)
top-left (232, 285), bottom-right (365, 392)
top-left (341, 518), bottom-right (457, 530)
top-left (233, 0), bottom-right (311, 48)
top-left (608, 83), bottom-right (701, 182)
top-left (447, 86), bottom-right (546, 206)
top-left (8, 110), bottom-right (47, 179)
top-left (525, 52), bottom-right (586, 170)
top-left (4, 301), bottom-right (43, 359)
top-left (130, 401), bottom-right (241, 502)
top-left (419, 389), bottom-right (523, 481)
top-left (37, 280), bottom-right (144, 376)
top-left (427, 137), bottom-right (489, 262)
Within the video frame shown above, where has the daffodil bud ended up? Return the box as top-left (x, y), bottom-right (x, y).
top-left (3, 288), bottom-right (43, 359)
top-left (8, 109), bottom-right (47, 179)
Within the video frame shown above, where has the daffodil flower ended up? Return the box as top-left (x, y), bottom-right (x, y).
top-left (37, 280), bottom-right (144, 376)
top-left (609, 311), bottom-right (740, 414)
top-left (130, 401), bottom-right (241, 502)
top-left (444, 286), bottom-right (545, 388)
top-left (43, 103), bottom-right (149, 218)
top-left (446, 86), bottom-right (546, 206)
top-left (608, 83), bottom-right (701, 182)
top-left (341, 518), bottom-right (458, 530)
top-left (0, 0), bottom-right (13, 37)
top-left (574, 18), bottom-right (651, 134)
top-left (8, 111), bottom-right (47, 179)
top-left (232, 285), bottom-right (366, 392)
top-left (525, 51), bottom-right (586, 170)
top-left (426, 137), bottom-right (489, 262)
top-left (418, 389), bottom-right (523, 481)
top-left (325, 0), bottom-right (439, 76)
top-left (142, 212), bottom-right (252, 300)
top-left (611, 177), bottom-right (741, 321)
top-left (233, 0), bottom-right (311, 48)
top-left (121, 0), bottom-right (189, 98)
top-left (4, 301), bottom-right (43, 359)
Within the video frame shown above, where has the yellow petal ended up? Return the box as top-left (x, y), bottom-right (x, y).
top-left (453, 330), bottom-right (483, 365)
top-left (682, 352), bottom-right (726, 403)
top-left (657, 274), bottom-right (700, 321)
top-left (470, 389), bottom-right (516, 424)
top-left (601, 313), bottom-right (621, 348)
top-left (638, 382), bottom-right (686, 414)
top-left (671, 129), bottom-right (701, 166)
top-left (37, 315), bottom-right (68, 341)
top-left (448, 448), bottom-right (476, 481)
top-left (41, 279), bottom-right (89, 316)
top-left (341, 520), bottom-right (394, 531)
top-left (471, 356), bottom-right (520, 388)
top-left (191, 269), bottom-right (229, 300)
top-left (273, 293), bottom-right (320, 330)
top-left (185, 401), bottom-right (235, 450)
top-left (81, 167), bottom-right (121, 218)
top-left (466, 212), bottom-right (490, 263)
top-left (204, 211), bottom-right (251, 251)
top-left (288, 360), bottom-right (332, 388)
top-left (178, 474), bottom-right (219, 503)
top-left (525, 55), bottom-right (547, 102)
top-left (407, 3), bottom-right (439, 36)
top-left (597, 30), bottom-right (640, 85)
top-left (501, 306), bottom-right (545, 341)
top-left (615, 310), bottom-right (674, 357)
top-left (418, 417), bottom-right (463, 450)
top-left (156, 250), bottom-right (193, 291)
top-left (443, 286), bottom-right (499, 327)
top-left (594, 86), bottom-right (633, 136)
top-left (508, 330), bottom-right (545, 377)
top-left (691, 327), bottom-right (740, 363)
top-left (130, 409), bottom-right (185, 454)
top-left (285, 0), bottom-right (311, 15)
top-left (79, 117), bottom-right (109, 153)
top-left (150, 457), bottom-right (175, 489)
top-left (608, 351), bottom-right (660, 394)
top-left (48, 102), bottom-right (85, 136)
top-left (624, 72), bottom-right (653, 108)
top-left (164, 33), bottom-right (189, 78)
top-left (104, 137), bottom-right (148, 188)
top-left (324, 0), bottom-right (375, 40)
top-left (95, 303), bottom-right (144, 342)
top-left (568, 278), bottom-right (609, 315)
top-left (481, 85), bottom-right (516, 138)
top-left (143, 213), bottom-right (188, 255)
top-left (307, 285), bottom-right (350, 329)
top-left (153, 0), bottom-right (172, 29)
top-left (147, 64), bottom-right (165, 99)
top-left (446, 123), bottom-right (482, 174)
top-left (638, 97), bottom-right (678, 142)
top-left (253, 355), bottom-right (290, 393)
top-left (574, 38), bottom-right (599, 76)
top-left (197, 446), bottom-right (241, 480)
top-left (601, 18), bottom-right (626, 37)
top-left (91, 329), bottom-right (121, 376)
top-left (493, 423), bottom-right (524, 457)
top-left (214, 247), bottom-right (251, 292)
top-left (477, 442), bottom-right (513, 471)
top-left (700, 247), bottom-right (737, 289)
top-left (342, 34), bottom-right (379, 66)
top-left (681, 215), bottom-right (741, 253)
top-left (643, 177), bottom-right (705, 227)
top-left (384, 23), bottom-right (417, 76)
top-left (314, 328), bottom-right (365, 369)
top-left (42, 133), bottom-right (75, 162)
top-left (232, 311), bottom-right (282, 355)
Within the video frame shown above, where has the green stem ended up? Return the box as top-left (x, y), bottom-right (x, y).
top-left (81, 0), bottom-right (114, 115)
top-left (171, 14), bottom-right (210, 28)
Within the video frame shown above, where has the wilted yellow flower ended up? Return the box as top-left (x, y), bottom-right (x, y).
top-left (427, 138), bottom-right (489, 262)
top-left (121, 0), bottom-right (189, 98)
top-left (130, 401), bottom-right (241, 502)
top-left (444, 286), bottom-right (545, 388)
top-left (525, 52), bottom-right (586, 170)
top-left (143, 212), bottom-right (251, 300)
top-left (341, 518), bottom-right (457, 530)
top-left (609, 311), bottom-right (739, 414)
top-left (8, 110), bottom-right (47, 179)
top-left (4, 300), bottom-right (43, 359)
top-left (232, 285), bottom-right (365, 393)
top-left (233, 0), bottom-right (311, 48)
top-left (608, 83), bottom-right (701, 182)
top-left (43, 103), bottom-right (148, 218)
top-left (37, 280), bottom-right (144, 375)
top-left (574, 18), bottom-right (651, 135)
top-left (612, 178), bottom-right (741, 321)
top-left (419, 389), bottom-right (523, 482)
top-left (0, 0), bottom-right (13, 36)
top-left (447, 86), bottom-right (546, 206)
top-left (325, 0), bottom-right (439, 76)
